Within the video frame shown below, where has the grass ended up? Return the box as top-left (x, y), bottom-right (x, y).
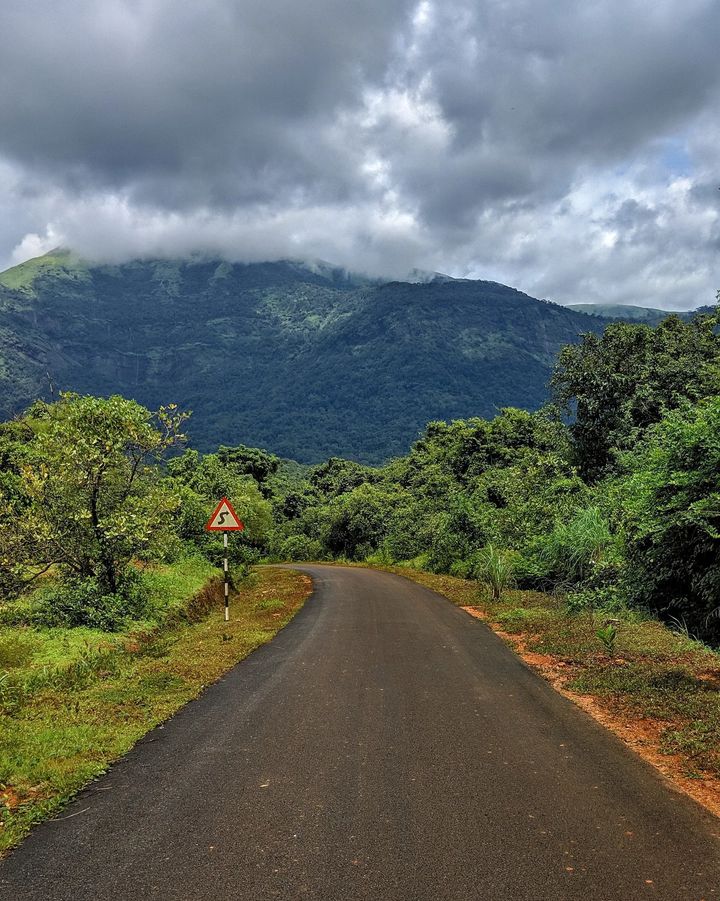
top-left (0, 249), bottom-right (86, 293)
top-left (0, 563), bottom-right (312, 854)
top-left (380, 566), bottom-right (720, 783)
top-left (474, 544), bottom-right (516, 601)
top-left (0, 556), bottom-right (217, 673)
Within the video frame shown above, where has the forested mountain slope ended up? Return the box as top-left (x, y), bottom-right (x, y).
top-left (1, 251), bottom-right (604, 461)
top-left (566, 303), bottom-right (693, 325)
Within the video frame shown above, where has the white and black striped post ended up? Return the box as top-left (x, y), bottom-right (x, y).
top-left (223, 530), bottom-right (229, 621)
top-left (205, 498), bottom-right (244, 621)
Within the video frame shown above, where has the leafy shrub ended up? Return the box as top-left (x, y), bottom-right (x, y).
top-left (33, 572), bottom-right (150, 631)
top-left (425, 518), bottom-right (470, 573)
top-left (278, 534), bottom-right (325, 561)
top-left (449, 558), bottom-right (474, 579)
top-left (566, 582), bottom-right (626, 615)
top-left (364, 546), bottom-right (395, 566)
top-left (509, 552), bottom-right (549, 588)
top-left (0, 597), bottom-right (35, 627)
top-left (620, 396), bottom-right (720, 643)
top-left (396, 553), bottom-right (430, 570)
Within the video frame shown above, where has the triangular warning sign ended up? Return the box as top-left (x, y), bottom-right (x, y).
top-left (205, 497), bottom-right (245, 531)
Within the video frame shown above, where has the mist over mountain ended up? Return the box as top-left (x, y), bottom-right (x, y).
top-left (1, 250), bottom-right (613, 462)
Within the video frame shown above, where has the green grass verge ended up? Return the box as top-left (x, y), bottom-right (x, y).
top-left (0, 564), bottom-right (312, 854)
top-left (381, 566), bottom-right (720, 782)
top-left (0, 557), bottom-right (217, 672)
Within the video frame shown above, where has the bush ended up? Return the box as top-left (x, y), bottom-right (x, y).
top-left (365, 545), bottom-right (395, 566)
top-left (277, 534), bottom-right (325, 561)
top-left (449, 558), bottom-right (474, 579)
top-left (425, 517), bottom-right (470, 573)
top-left (566, 583), bottom-right (626, 615)
top-left (33, 572), bottom-right (150, 631)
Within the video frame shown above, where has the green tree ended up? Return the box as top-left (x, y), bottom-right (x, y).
top-left (323, 483), bottom-right (411, 559)
top-left (309, 457), bottom-right (378, 499)
top-left (216, 444), bottom-right (280, 494)
top-left (167, 449), bottom-right (273, 563)
top-left (552, 312), bottom-right (720, 480)
top-left (469, 461), bottom-right (578, 553)
top-left (0, 415), bottom-right (36, 596)
top-left (0, 394), bottom-right (186, 595)
top-left (619, 396), bottom-right (720, 641)
top-left (396, 409), bottom-right (568, 489)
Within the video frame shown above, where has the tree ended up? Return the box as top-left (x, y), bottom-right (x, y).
top-left (620, 396), bottom-right (720, 641)
top-left (167, 449), bottom-right (273, 562)
top-left (309, 457), bottom-right (377, 498)
top-left (216, 444), bottom-right (280, 494)
top-left (323, 483), bottom-right (409, 559)
top-left (0, 394), bottom-right (186, 595)
top-left (397, 409), bottom-right (569, 489)
top-left (552, 312), bottom-right (720, 480)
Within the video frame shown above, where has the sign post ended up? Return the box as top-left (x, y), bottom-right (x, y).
top-left (205, 497), bottom-right (245, 621)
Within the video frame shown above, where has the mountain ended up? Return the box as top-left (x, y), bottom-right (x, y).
top-left (0, 250), bottom-right (608, 463)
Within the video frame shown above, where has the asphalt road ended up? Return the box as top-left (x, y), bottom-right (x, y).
top-left (2, 565), bottom-right (720, 900)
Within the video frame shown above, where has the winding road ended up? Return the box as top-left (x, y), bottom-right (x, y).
top-left (2, 565), bottom-right (719, 900)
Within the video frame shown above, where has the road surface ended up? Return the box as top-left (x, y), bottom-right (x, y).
top-left (2, 565), bottom-right (719, 900)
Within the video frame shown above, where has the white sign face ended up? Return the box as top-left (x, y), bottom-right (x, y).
top-left (205, 498), bottom-right (244, 531)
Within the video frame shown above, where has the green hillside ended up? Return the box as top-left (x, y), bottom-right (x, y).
top-left (0, 251), bottom-right (606, 462)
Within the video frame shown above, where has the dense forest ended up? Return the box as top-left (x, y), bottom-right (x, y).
top-left (2, 308), bottom-right (720, 643)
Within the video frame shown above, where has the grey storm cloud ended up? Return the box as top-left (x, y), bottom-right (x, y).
top-left (0, 0), bottom-right (718, 308)
top-left (0, 0), bottom-right (417, 204)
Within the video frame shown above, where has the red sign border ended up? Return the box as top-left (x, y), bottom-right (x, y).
top-left (205, 496), bottom-right (245, 532)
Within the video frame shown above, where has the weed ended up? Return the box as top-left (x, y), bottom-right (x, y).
top-left (595, 623), bottom-right (618, 656)
top-left (0, 634), bottom-right (35, 669)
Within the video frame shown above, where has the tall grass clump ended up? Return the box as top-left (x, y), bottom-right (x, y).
top-left (535, 507), bottom-right (613, 586)
top-left (475, 544), bottom-right (517, 601)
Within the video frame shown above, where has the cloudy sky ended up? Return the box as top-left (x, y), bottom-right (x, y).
top-left (1, 0), bottom-right (718, 308)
